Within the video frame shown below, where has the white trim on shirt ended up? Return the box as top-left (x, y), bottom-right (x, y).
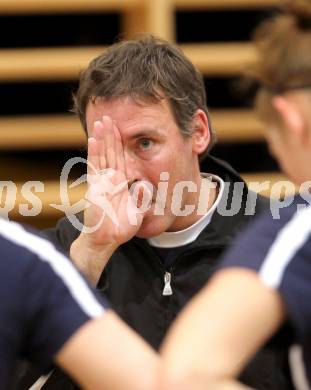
top-left (289, 345), bottom-right (310, 390)
top-left (259, 205), bottom-right (311, 289)
top-left (0, 219), bottom-right (104, 318)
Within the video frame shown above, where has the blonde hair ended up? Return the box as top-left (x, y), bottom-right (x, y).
top-left (251, 0), bottom-right (311, 123)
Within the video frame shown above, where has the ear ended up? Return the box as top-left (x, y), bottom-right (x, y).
top-left (272, 96), bottom-right (304, 137)
top-left (191, 109), bottom-right (211, 154)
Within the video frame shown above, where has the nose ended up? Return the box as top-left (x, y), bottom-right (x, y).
top-left (123, 150), bottom-right (143, 187)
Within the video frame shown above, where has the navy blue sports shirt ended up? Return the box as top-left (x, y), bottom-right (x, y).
top-left (0, 219), bottom-right (108, 389)
top-left (220, 197), bottom-right (311, 390)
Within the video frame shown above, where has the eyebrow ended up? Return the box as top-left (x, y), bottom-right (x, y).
top-left (130, 129), bottom-right (166, 140)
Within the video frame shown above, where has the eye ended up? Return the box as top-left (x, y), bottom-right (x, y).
top-left (139, 139), bottom-right (154, 151)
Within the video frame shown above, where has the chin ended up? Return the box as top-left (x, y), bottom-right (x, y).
top-left (135, 215), bottom-right (171, 239)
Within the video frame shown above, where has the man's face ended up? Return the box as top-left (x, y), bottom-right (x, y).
top-left (86, 97), bottom-right (205, 238)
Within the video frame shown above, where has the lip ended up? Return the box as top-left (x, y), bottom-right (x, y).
top-left (129, 182), bottom-right (155, 206)
top-left (141, 200), bottom-right (156, 215)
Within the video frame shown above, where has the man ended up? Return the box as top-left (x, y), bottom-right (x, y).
top-left (0, 218), bottom-right (159, 389)
top-left (24, 35), bottom-right (291, 389)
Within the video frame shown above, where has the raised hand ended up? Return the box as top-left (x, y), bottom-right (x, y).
top-left (70, 116), bottom-right (145, 284)
top-left (85, 116), bottom-right (145, 243)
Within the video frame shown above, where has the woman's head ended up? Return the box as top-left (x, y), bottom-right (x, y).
top-left (253, 0), bottom-right (311, 183)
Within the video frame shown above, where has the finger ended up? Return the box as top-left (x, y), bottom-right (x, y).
top-left (93, 120), bottom-right (107, 171)
top-left (113, 122), bottom-right (125, 173)
top-left (87, 137), bottom-right (100, 178)
top-left (102, 115), bottom-right (116, 170)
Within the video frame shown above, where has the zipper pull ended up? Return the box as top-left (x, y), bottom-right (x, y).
top-left (163, 272), bottom-right (173, 296)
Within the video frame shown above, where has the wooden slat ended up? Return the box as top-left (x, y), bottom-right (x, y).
top-left (0, 0), bottom-right (139, 14)
top-left (212, 109), bottom-right (265, 143)
top-left (181, 43), bottom-right (257, 76)
top-left (243, 172), bottom-right (293, 186)
top-left (0, 43), bottom-right (256, 82)
top-left (122, 0), bottom-right (175, 41)
top-left (0, 115), bottom-right (85, 150)
top-left (0, 110), bottom-right (265, 150)
top-left (175, 0), bottom-right (281, 10)
top-left (0, 46), bottom-right (106, 82)
top-left (242, 172), bottom-right (298, 197)
top-left (0, 0), bottom-right (282, 14)
top-left (7, 181), bottom-right (86, 219)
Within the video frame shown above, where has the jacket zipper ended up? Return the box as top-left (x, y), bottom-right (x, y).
top-left (134, 239), bottom-right (225, 298)
top-left (133, 240), bottom-right (171, 296)
top-left (165, 244), bottom-right (226, 296)
top-left (162, 271), bottom-right (173, 296)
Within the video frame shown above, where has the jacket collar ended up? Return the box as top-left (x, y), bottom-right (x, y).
top-left (133, 155), bottom-right (256, 250)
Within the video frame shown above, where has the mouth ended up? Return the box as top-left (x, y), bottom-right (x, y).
top-left (129, 181), bottom-right (155, 209)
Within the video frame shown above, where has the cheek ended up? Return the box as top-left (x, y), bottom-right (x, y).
top-left (143, 159), bottom-right (172, 189)
top-left (267, 138), bottom-right (278, 159)
top-left (266, 130), bottom-right (282, 159)
top-left (146, 158), bottom-right (178, 198)
top-left (144, 142), bottom-right (191, 184)
top-left (267, 135), bottom-right (290, 175)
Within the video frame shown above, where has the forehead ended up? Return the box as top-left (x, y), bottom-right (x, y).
top-left (85, 97), bottom-right (177, 135)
